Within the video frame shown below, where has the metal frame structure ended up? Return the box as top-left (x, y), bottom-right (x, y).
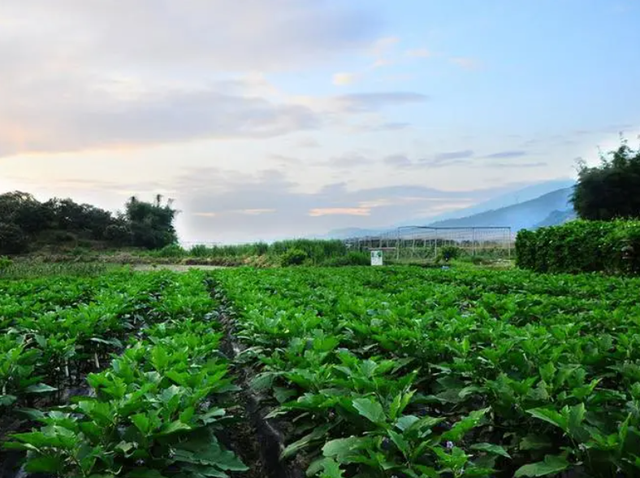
top-left (345, 226), bottom-right (512, 262)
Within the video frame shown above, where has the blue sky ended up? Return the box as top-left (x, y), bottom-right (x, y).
top-left (0, 0), bottom-right (638, 242)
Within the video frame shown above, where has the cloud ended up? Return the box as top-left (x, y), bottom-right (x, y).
top-left (434, 150), bottom-right (475, 161)
top-left (353, 121), bottom-right (411, 133)
top-left (334, 92), bottom-right (428, 112)
top-left (1, 1), bottom-right (381, 72)
top-left (482, 150), bottom-right (527, 159)
top-left (295, 138), bottom-right (321, 148)
top-left (485, 162), bottom-right (547, 169)
top-left (450, 57), bottom-right (482, 70)
top-left (384, 154), bottom-right (412, 167)
top-left (0, 87), bottom-right (321, 156)
top-left (269, 154), bottom-right (303, 166)
top-left (309, 207), bottom-right (370, 217)
top-left (332, 72), bottom-right (359, 86)
top-left (368, 36), bottom-right (400, 67)
top-left (325, 152), bottom-right (372, 168)
top-left (0, 0), bottom-right (385, 156)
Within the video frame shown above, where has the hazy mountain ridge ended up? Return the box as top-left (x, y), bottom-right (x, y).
top-left (324, 180), bottom-right (577, 238)
top-left (427, 188), bottom-right (574, 231)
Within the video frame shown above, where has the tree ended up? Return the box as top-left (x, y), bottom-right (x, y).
top-left (0, 222), bottom-right (28, 254)
top-left (572, 139), bottom-right (640, 220)
top-left (125, 195), bottom-right (178, 249)
top-left (0, 191), bottom-right (51, 234)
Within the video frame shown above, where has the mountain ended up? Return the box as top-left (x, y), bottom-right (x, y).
top-left (396, 179), bottom-right (576, 227)
top-left (323, 180), bottom-right (577, 239)
top-left (532, 209), bottom-right (577, 229)
top-left (427, 188), bottom-right (574, 231)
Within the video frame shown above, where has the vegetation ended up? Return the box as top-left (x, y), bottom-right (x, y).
top-left (3, 263), bottom-right (640, 477)
top-left (215, 266), bottom-right (640, 478)
top-left (516, 219), bottom-right (640, 274)
top-left (149, 239), bottom-right (370, 267)
top-left (573, 139), bottom-right (640, 220)
top-left (0, 191), bottom-right (178, 255)
top-left (1, 270), bottom-right (244, 477)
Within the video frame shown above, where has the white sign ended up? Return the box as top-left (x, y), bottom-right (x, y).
top-left (371, 250), bottom-right (383, 266)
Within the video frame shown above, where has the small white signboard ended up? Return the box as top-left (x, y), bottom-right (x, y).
top-left (371, 250), bottom-right (383, 266)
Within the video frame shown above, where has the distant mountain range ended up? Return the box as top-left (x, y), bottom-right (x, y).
top-left (324, 180), bottom-right (577, 239)
top-left (428, 187), bottom-right (575, 230)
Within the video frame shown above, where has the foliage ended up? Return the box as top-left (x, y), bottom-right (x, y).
top-left (0, 222), bottom-right (28, 254)
top-left (144, 239), bottom-right (362, 267)
top-left (1, 270), bottom-right (245, 477)
top-left (0, 256), bottom-right (12, 271)
top-left (437, 245), bottom-right (462, 262)
top-left (573, 139), bottom-right (640, 220)
top-left (281, 248), bottom-right (308, 266)
top-left (322, 251), bottom-right (370, 267)
top-left (516, 219), bottom-right (640, 274)
top-left (215, 266), bottom-right (640, 477)
top-left (125, 195), bottom-right (178, 249)
top-left (0, 191), bottom-right (179, 253)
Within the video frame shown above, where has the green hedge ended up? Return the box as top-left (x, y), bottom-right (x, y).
top-left (515, 220), bottom-right (640, 274)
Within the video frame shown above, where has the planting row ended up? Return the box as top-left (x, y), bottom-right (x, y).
top-left (214, 266), bottom-right (640, 478)
top-left (1, 271), bottom-right (245, 477)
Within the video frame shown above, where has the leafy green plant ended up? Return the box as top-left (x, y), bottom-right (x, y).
top-left (281, 248), bottom-right (308, 266)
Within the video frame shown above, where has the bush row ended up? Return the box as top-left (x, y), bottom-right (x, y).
top-left (516, 220), bottom-right (640, 274)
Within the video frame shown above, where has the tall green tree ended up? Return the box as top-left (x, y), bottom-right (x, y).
top-left (572, 139), bottom-right (640, 220)
top-left (125, 195), bottom-right (178, 249)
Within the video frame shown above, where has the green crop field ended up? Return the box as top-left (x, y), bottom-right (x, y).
top-left (2, 266), bottom-right (640, 478)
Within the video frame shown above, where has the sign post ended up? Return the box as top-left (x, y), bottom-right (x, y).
top-left (370, 250), bottom-right (383, 266)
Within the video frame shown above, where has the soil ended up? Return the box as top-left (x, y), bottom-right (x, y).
top-left (212, 291), bottom-right (306, 478)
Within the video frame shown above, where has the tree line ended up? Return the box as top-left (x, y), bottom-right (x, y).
top-left (0, 192), bottom-right (178, 254)
top-left (572, 138), bottom-right (640, 220)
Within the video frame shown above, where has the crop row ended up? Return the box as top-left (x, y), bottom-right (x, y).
top-left (1, 271), bottom-right (245, 477)
top-left (214, 266), bottom-right (640, 478)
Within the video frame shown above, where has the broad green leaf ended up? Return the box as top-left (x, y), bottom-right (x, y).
top-left (281, 424), bottom-right (333, 459)
top-left (442, 408), bottom-right (489, 441)
top-left (24, 455), bottom-right (65, 473)
top-left (395, 414), bottom-right (420, 431)
top-left (156, 420), bottom-right (191, 436)
top-left (0, 395), bottom-right (17, 406)
top-left (514, 455), bottom-right (570, 477)
top-left (526, 408), bottom-right (568, 432)
top-left (323, 437), bottom-right (365, 461)
top-left (388, 430), bottom-right (409, 457)
top-left (519, 435), bottom-right (551, 451)
top-left (24, 383), bottom-right (57, 394)
top-left (470, 443), bottom-right (511, 459)
top-left (352, 397), bottom-right (386, 425)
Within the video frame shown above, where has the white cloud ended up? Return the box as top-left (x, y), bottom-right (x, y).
top-left (332, 72), bottom-right (359, 86)
top-left (0, 0), bottom-right (383, 157)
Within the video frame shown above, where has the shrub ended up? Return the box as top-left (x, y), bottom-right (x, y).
top-left (0, 222), bottom-right (28, 254)
top-left (515, 220), bottom-right (640, 274)
top-left (437, 245), bottom-right (462, 263)
top-left (281, 248), bottom-right (308, 266)
top-left (322, 251), bottom-right (370, 267)
top-left (0, 256), bottom-right (13, 271)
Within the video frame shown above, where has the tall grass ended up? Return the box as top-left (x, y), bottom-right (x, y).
top-left (148, 239), bottom-right (355, 265)
top-left (0, 261), bottom-right (114, 279)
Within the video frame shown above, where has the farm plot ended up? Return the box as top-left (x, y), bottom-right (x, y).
top-left (214, 267), bottom-right (640, 478)
top-left (1, 270), bottom-right (245, 478)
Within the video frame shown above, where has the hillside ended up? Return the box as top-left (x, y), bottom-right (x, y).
top-left (428, 188), bottom-right (574, 231)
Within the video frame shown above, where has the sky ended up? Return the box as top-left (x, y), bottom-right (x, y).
top-left (1, 0), bottom-right (639, 243)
